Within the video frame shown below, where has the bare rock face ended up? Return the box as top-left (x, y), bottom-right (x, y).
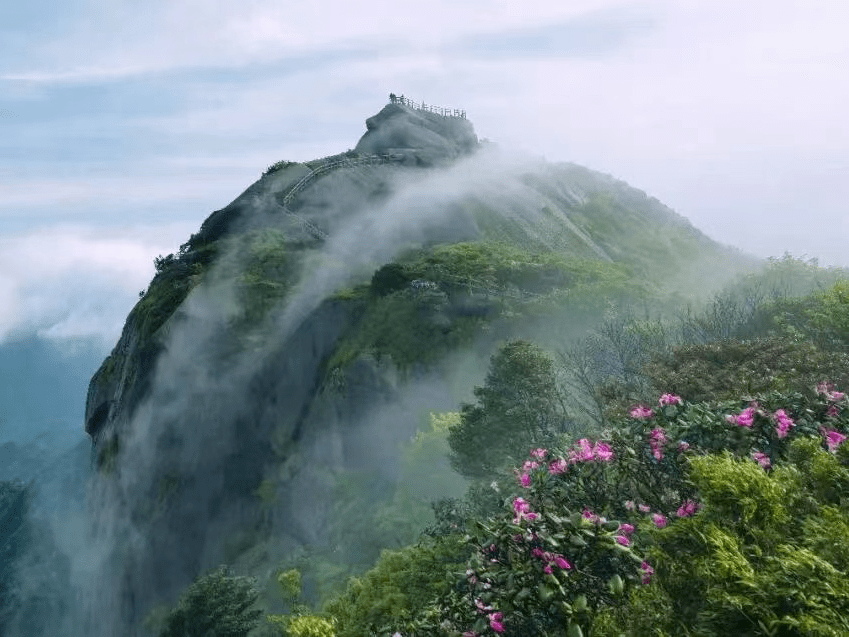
top-left (354, 103), bottom-right (478, 165)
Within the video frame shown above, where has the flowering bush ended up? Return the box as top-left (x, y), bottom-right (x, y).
top-left (436, 385), bottom-right (849, 636)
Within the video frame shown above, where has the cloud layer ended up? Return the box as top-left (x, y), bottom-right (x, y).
top-left (1, 0), bottom-right (848, 349)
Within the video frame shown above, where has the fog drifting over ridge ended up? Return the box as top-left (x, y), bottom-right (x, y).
top-left (2, 0), bottom-right (848, 310)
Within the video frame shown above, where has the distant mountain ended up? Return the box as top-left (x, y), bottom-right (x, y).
top-left (81, 100), bottom-right (756, 633)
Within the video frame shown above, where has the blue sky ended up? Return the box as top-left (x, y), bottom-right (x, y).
top-left (2, 0), bottom-right (849, 349)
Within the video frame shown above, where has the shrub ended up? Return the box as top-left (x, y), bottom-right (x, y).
top-left (158, 567), bottom-right (262, 637)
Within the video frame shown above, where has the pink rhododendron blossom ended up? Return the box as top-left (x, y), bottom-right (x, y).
top-left (678, 441), bottom-right (690, 452)
top-left (773, 409), bottom-right (794, 439)
top-left (519, 473), bottom-right (531, 488)
top-left (817, 382), bottom-right (846, 402)
top-left (676, 500), bottom-right (700, 518)
top-left (822, 428), bottom-right (848, 452)
top-left (475, 598), bottom-right (492, 612)
top-left (548, 458), bottom-right (568, 474)
top-left (593, 441), bottom-right (614, 462)
top-left (619, 523), bottom-right (635, 535)
top-left (513, 497), bottom-right (539, 523)
top-left (649, 428), bottom-right (668, 461)
top-left (462, 632), bottom-right (478, 637)
top-left (543, 564), bottom-right (553, 574)
top-left (582, 509), bottom-right (599, 523)
top-left (630, 405), bottom-right (654, 419)
top-left (659, 393), bottom-right (683, 406)
top-left (728, 406), bottom-right (756, 428)
top-left (531, 548), bottom-right (544, 558)
top-left (640, 561), bottom-right (655, 585)
top-left (638, 504), bottom-right (651, 513)
top-left (521, 460), bottom-right (539, 471)
top-left (827, 405), bottom-right (840, 418)
top-left (624, 500), bottom-right (635, 511)
top-left (530, 448), bottom-right (548, 459)
top-left (572, 438), bottom-right (595, 462)
top-left (652, 513), bottom-right (668, 528)
top-left (488, 612), bottom-right (504, 633)
top-left (553, 555), bottom-right (571, 569)
top-left (752, 451), bottom-right (771, 469)
top-left (614, 535), bottom-right (631, 546)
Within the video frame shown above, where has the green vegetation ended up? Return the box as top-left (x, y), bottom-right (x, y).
top-left (151, 254), bottom-right (849, 636)
top-left (157, 567), bottom-right (262, 637)
top-left (448, 341), bottom-right (565, 479)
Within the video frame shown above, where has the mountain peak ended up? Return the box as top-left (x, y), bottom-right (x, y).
top-left (354, 96), bottom-right (478, 165)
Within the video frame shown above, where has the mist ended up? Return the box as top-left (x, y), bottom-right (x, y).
top-left (2, 106), bottom-right (764, 636)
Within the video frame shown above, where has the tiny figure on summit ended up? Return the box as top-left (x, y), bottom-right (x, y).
top-left (389, 93), bottom-right (397, 103)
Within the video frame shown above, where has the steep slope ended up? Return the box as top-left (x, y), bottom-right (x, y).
top-left (83, 100), bottom-right (751, 633)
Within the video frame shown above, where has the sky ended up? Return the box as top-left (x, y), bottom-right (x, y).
top-left (2, 0), bottom-right (848, 349)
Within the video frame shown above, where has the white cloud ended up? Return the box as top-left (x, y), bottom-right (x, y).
top-left (0, 224), bottom-right (193, 344)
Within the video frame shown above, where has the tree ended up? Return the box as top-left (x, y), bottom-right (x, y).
top-left (448, 340), bottom-right (565, 479)
top-left (158, 567), bottom-right (262, 637)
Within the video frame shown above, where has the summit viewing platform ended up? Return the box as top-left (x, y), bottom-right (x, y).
top-left (388, 93), bottom-right (466, 119)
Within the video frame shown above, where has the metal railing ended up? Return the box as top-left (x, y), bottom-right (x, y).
top-left (275, 153), bottom-right (405, 240)
top-left (388, 94), bottom-right (466, 119)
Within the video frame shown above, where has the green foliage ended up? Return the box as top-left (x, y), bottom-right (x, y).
top-left (158, 567), bottom-right (262, 637)
top-left (448, 340), bottom-right (565, 479)
top-left (644, 444), bottom-right (849, 636)
top-left (644, 336), bottom-right (849, 404)
top-left (264, 160), bottom-right (297, 176)
top-left (325, 537), bottom-right (468, 637)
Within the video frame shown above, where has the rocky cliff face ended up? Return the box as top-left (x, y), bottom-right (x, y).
top-left (83, 100), bottom-right (749, 633)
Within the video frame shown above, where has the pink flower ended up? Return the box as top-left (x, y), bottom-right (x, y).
top-left (593, 441), bottom-right (614, 462)
top-left (488, 612), bottom-right (504, 633)
top-left (462, 632), bottom-right (478, 637)
top-left (519, 473), bottom-right (531, 488)
top-left (827, 405), bottom-right (840, 418)
top-left (573, 438), bottom-right (595, 462)
top-left (659, 393), bottom-right (683, 406)
top-left (822, 428), bottom-right (848, 452)
top-left (630, 405), bottom-right (654, 419)
top-left (549, 458), bottom-right (568, 474)
top-left (817, 382), bottom-right (846, 402)
top-left (619, 523), bottom-right (635, 535)
top-left (582, 509), bottom-right (599, 523)
top-left (614, 535), bottom-right (631, 546)
top-left (638, 504), bottom-right (651, 513)
top-left (553, 555), bottom-right (571, 569)
top-left (678, 441), bottom-right (690, 452)
top-left (513, 497), bottom-right (538, 523)
top-left (676, 500), bottom-right (699, 518)
top-left (521, 460), bottom-right (539, 471)
top-left (649, 428), bottom-right (668, 461)
top-left (773, 409), bottom-right (794, 439)
top-left (475, 598), bottom-right (492, 612)
top-left (640, 561), bottom-right (655, 585)
top-left (530, 448), bottom-right (548, 459)
top-left (728, 406), bottom-right (756, 428)
top-left (752, 451), bottom-right (771, 469)
top-left (543, 564), bottom-right (553, 574)
top-left (624, 500), bottom-right (635, 511)
top-left (652, 513), bottom-right (668, 528)
top-left (531, 548), bottom-right (544, 558)
top-left (513, 497), bottom-right (530, 514)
